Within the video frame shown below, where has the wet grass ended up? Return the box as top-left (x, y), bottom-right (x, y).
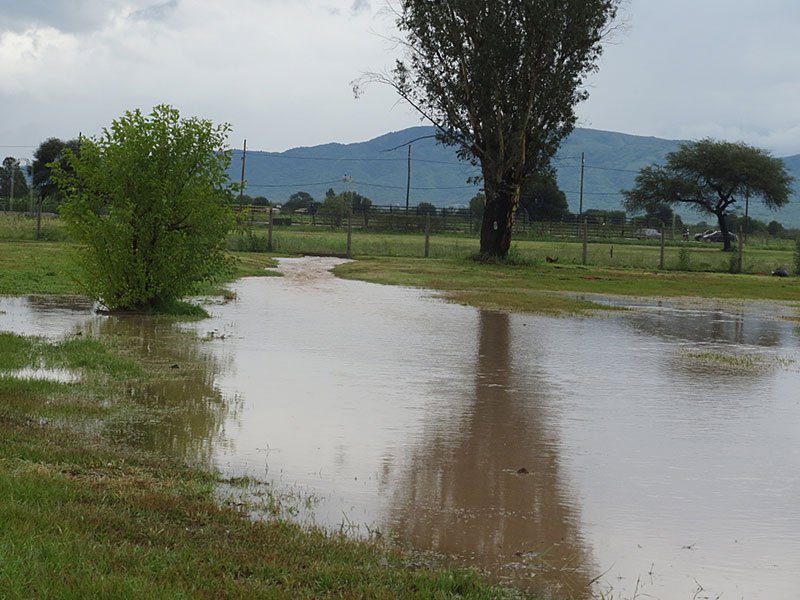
top-left (681, 350), bottom-right (796, 374)
top-left (333, 256), bottom-right (800, 316)
top-left (0, 331), bottom-right (525, 599)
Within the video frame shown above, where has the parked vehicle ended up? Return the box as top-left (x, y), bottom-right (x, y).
top-left (634, 228), bottom-right (661, 240)
top-left (694, 230), bottom-right (737, 243)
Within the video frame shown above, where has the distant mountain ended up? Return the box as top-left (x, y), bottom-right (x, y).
top-left (233, 126), bottom-right (800, 227)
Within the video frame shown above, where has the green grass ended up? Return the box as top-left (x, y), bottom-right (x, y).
top-left (332, 256), bottom-right (800, 315)
top-left (0, 331), bottom-right (522, 599)
top-left (0, 240), bottom-right (279, 298)
top-left (0, 212), bottom-right (69, 242)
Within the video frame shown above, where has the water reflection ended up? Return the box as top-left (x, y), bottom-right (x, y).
top-left (4, 265), bottom-right (800, 600)
top-left (0, 296), bottom-right (236, 468)
top-left (92, 316), bottom-right (237, 467)
top-left (388, 311), bottom-right (592, 598)
top-left (587, 295), bottom-right (799, 349)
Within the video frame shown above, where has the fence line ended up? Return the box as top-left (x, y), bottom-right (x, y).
top-left (237, 203), bottom-right (690, 241)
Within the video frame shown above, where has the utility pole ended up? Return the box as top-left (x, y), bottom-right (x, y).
top-left (9, 159), bottom-right (16, 211)
top-left (405, 144), bottom-right (412, 212)
top-left (579, 152), bottom-right (585, 218)
top-left (239, 139), bottom-right (247, 211)
top-left (577, 151), bottom-right (585, 236)
top-left (383, 133), bottom-right (435, 212)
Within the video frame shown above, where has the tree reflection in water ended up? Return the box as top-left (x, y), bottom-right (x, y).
top-left (386, 311), bottom-right (593, 598)
top-left (87, 316), bottom-right (239, 467)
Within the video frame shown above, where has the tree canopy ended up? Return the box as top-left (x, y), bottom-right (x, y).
top-left (317, 191), bottom-right (372, 227)
top-left (518, 173), bottom-right (570, 221)
top-left (362, 0), bottom-right (618, 257)
top-left (284, 191), bottom-right (317, 213)
top-left (53, 105), bottom-right (235, 312)
top-left (623, 139), bottom-right (794, 250)
top-left (31, 137), bottom-right (81, 208)
top-left (1, 157), bottom-right (30, 207)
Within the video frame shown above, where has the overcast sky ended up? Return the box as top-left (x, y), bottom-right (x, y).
top-left (2, 0), bottom-right (799, 159)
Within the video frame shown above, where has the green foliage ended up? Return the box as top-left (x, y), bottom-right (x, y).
top-left (53, 105), bottom-right (235, 311)
top-left (795, 237), bottom-right (800, 276)
top-left (676, 245), bottom-right (692, 271)
top-left (373, 0), bottom-right (618, 257)
top-left (416, 201), bottom-right (438, 216)
top-left (283, 191), bottom-right (317, 213)
top-left (518, 173), bottom-right (570, 221)
top-left (1, 156), bottom-right (29, 202)
top-left (469, 193), bottom-right (485, 226)
top-left (317, 191), bottom-right (372, 227)
top-left (767, 220), bottom-right (786, 237)
top-left (31, 137), bottom-right (81, 206)
top-left (346, 190), bottom-right (372, 213)
top-left (624, 139), bottom-right (794, 251)
top-left (582, 208), bottom-right (626, 225)
top-left (318, 194), bottom-right (350, 228)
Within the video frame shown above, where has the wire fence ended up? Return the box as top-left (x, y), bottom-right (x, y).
top-left (237, 203), bottom-right (697, 241)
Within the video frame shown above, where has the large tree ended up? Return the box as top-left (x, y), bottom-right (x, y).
top-left (623, 139), bottom-right (794, 251)
top-left (53, 105), bottom-right (235, 312)
top-left (362, 0), bottom-right (618, 257)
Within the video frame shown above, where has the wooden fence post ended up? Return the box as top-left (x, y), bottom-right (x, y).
top-left (267, 206), bottom-right (274, 252)
top-left (581, 220), bottom-right (588, 265)
top-left (424, 213), bottom-right (431, 258)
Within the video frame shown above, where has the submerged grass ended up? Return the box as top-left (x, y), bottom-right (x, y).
top-left (681, 350), bottom-right (796, 374)
top-left (0, 330), bottom-right (524, 599)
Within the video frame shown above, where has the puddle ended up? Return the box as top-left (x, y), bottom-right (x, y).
top-left (2, 258), bottom-right (800, 599)
top-left (0, 367), bottom-right (80, 383)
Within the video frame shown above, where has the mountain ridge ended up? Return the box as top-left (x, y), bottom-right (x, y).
top-left (233, 126), bottom-right (800, 226)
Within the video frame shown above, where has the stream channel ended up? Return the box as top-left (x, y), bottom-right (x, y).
top-left (2, 256), bottom-right (800, 599)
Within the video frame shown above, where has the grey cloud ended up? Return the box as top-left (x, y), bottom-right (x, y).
top-left (350, 0), bottom-right (370, 14)
top-left (0, 0), bottom-right (120, 33)
top-left (128, 0), bottom-right (179, 22)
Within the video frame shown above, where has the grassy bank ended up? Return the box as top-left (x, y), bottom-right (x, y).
top-left (0, 240), bottom-right (279, 297)
top-left (0, 332), bottom-right (520, 599)
top-left (247, 227), bottom-right (797, 275)
top-left (333, 256), bottom-right (800, 315)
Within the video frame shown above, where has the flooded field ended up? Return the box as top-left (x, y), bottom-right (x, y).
top-left (2, 257), bottom-right (799, 599)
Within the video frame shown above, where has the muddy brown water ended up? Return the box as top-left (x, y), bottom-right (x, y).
top-left (2, 257), bottom-right (799, 599)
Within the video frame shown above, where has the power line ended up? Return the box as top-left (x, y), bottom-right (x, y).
top-left (353, 180), bottom-right (477, 191)
top-left (246, 179), bottom-right (344, 189)
top-left (240, 152), bottom-right (473, 167)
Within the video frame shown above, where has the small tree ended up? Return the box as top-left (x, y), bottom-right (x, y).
top-left (53, 105), bottom-right (235, 311)
top-left (417, 202), bottom-right (438, 216)
top-left (469, 193), bottom-right (485, 231)
top-left (518, 173), bottom-right (570, 221)
top-left (31, 138), bottom-right (81, 209)
top-left (767, 220), bottom-right (785, 237)
top-left (1, 157), bottom-right (29, 207)
top-left (623, 139), bottom-right (794, 251)
top-left (284, 191), bottom-right (316, 213)
top-left (318, 193), bottom-right (350, 228)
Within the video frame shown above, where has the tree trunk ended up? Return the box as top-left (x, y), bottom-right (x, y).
top-left (479, 181), bottom-right (520, 258)
top-left (716, 212), bottom-right (733, 252)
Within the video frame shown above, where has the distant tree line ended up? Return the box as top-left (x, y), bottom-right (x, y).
top-left (11, 134), bottom-right (800, 243)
